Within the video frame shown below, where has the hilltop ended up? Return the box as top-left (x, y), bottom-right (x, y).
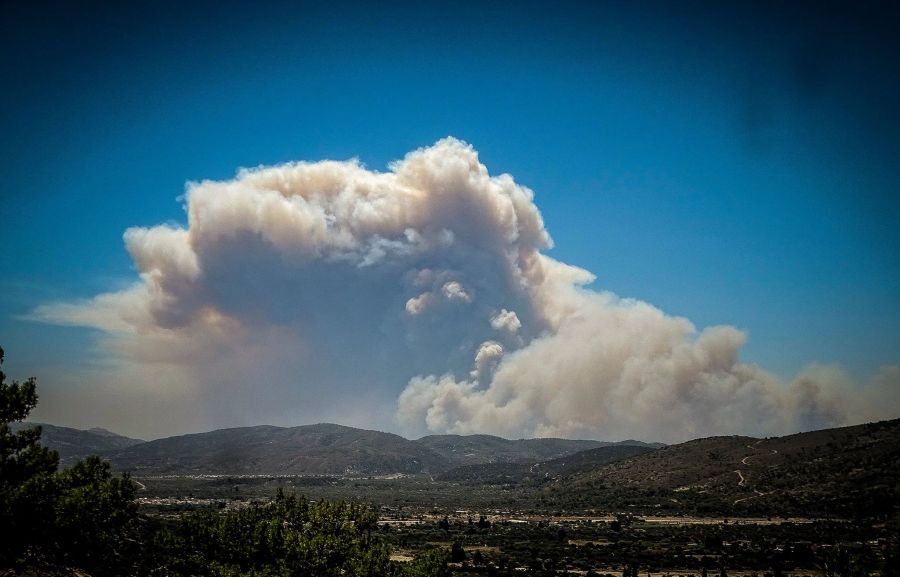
top-left (437, 444), bottom-right (656, 485)
top-left (418, 433), bottom-right (660, 466)
top-left (104, 424), bottom-right (447, 476)
top-left (25, 421), bottom-right (652, 476)
top-left (11, 422), bottom-right (144, 466)
top-left (100, 423), bottom-right (635, 476)
top-left (541, 417), bottom-right (900, 517)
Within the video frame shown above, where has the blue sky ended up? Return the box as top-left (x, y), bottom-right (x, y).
top-left (1, 1), bottom-right (898, 435)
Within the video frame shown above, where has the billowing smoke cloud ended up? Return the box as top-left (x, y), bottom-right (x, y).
top-left (32, 138), bottom-right (900, 441)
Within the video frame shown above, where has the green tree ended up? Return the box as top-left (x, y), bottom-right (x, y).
top-left (53, 456), bottom-right (138, 572)
top-left (0, 346), bottom-right (60, 565)
top-left (154, 489), bottom-right (397, 576)
top-left (0, 347), bottom-right (138, 575)
top-left (818, 543), bottom-right (868, 577)
top-left (449, 541), bottom-right (466, 562)
top-left (398, 548), bottom-right (451, 577)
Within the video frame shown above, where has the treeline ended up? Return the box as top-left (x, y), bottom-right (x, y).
top-left (0, 347), bottom-right (449, 576)
top-left (140, 491), bottom-right (449, 577)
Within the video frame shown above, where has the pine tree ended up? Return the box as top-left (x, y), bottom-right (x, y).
top-left (0, 347), bottom-right (138, 574)
top-left (0, 346), bottom-right (61, 565)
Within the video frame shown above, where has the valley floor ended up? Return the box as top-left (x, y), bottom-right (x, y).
top-left (133, 474), bottom-right (897, 576)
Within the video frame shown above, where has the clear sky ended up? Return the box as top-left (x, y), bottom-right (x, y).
top-left (1, 1), bottom-right (898, 440)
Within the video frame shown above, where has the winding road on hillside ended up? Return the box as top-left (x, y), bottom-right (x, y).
top-left (733, 443), bottom-right (758, 488)
top-left (731, 441), bottom-right (777, 506)
top-left (733, 489), bottom-right (774, 505)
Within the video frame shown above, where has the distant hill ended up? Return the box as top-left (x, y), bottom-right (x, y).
top-left (105, 424), bottom-right (449, 476)
top-left (418, 433), bottom-right (661, 467)
top-left (543, 418), bottom-right (900, 517)
top-left (25, 421), bottom-right (661, 476)
top-left (15, 420), bottom-right (662, 476)
top-left (15, 416), bottom-right (899, 518)
top-left (12, 422), bottom-right (145, 466)
top-left (437, 444), bottom-right (656, 485)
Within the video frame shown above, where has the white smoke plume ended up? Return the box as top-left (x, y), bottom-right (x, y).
top-left (471, 341), bottom-right (504, 386)
top-left (32, 138), bottom-right (900, 441)
top-left (490, 309), bottom-right (522, 335)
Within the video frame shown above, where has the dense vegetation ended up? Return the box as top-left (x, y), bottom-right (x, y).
top-left (141, 490), bottom-right (449, 577)
top-left (379, 512), bottom-right (900, 577)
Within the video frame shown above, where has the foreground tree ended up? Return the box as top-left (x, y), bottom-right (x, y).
top-left (147, 488), bottom-right (456, 577)
top-left (0, 346), bottom-right (60, 565)
top-left (0, 346), bottom-right (138, 575)
top-left (149, 489), bottom-right (392, 576)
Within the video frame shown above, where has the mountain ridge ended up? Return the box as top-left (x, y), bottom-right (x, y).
top-left (20, 421), bottom-right (660, 476)
top-left (437, 444), bottom-right (657, 485)
top-left (12, 422), bottom-right (145, 466)
top-left (541, 417), bottom-right (900, 517)
top-left (17, 418), bottom-right (900, 517)
top-left (103, 423), bottom-right (447, 476)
